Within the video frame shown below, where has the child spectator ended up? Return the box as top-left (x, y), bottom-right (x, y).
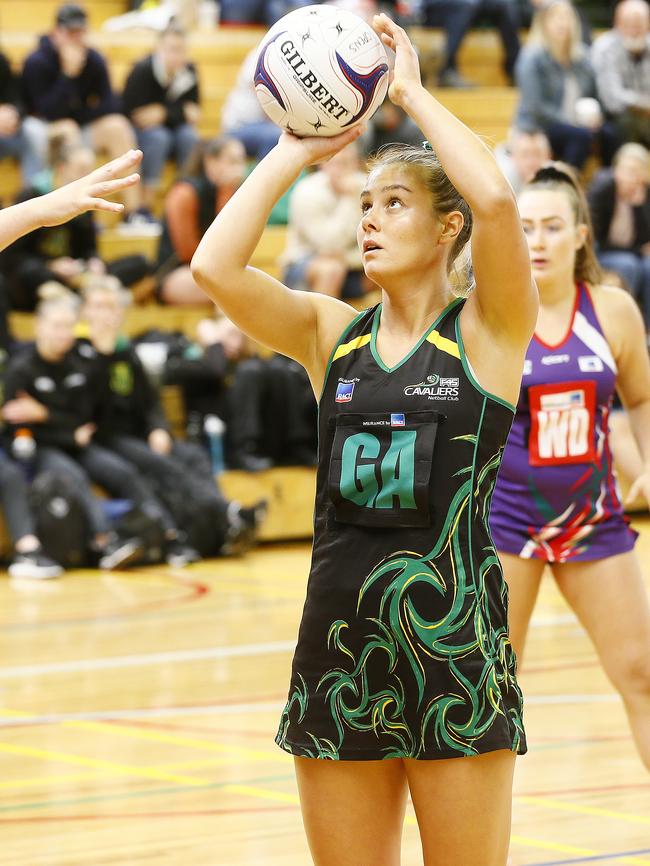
top-left (122, 22), bottom-right (201, 216)
top-left (1, 292), bottom-right (176, 569)
top-left (156, 135), bottom-right (246, 305)
top-left (282, 142), bottom-right (367, 299)
top-left (80, 277), bottom-right (266, 556)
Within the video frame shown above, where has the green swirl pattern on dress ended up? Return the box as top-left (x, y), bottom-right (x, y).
top-left (277, 418), bottom-right (525, 760)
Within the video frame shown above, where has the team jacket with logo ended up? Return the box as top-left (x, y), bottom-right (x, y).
top-left (276, 298), bottom-right (526, 760)
top-left (490, 282), bottom-right (637, 563)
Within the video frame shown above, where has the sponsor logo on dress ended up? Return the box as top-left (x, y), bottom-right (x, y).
top-left (541, 354), bottom-right (571, 365)
top-left (404, 373), bottom-right (459, 401)
top-left (335, 378), bottom-right (357, 403)
top-left (390, 413), bottom-right (406, 426)
top-left (578, 355), bottom-right (604, 372)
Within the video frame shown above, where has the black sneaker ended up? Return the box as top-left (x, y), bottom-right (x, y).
top-left (9, 551), bottom-right (63, 580)
top-left (222, 499), bottom-right (268, 556)
top-left (165, 539), bottom-right (201, 568)
top-left (98, 536), bottom-right (143, 571)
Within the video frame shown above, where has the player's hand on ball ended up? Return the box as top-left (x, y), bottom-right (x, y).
top-left (372, 13), bottom-right (422, 107)
top-left (41, 149), bottom-right (142, 227)
top-left (279, 125), bottom-right (364, 167)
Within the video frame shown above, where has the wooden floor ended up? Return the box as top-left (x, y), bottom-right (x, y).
top-left (0, 518), bottom-right (648, 865)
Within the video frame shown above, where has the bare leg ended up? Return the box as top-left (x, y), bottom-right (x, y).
top-left (553, 551), bottom-right (650, 771)
top-left (499, 552), bottom-right (546, 663)
top-left (405, 750), bottom-right (516, 866)
top-left (159, 265), bottom-right (214, 306)
top-left (294, 756), bottom-right (408, 866)
top-left (305, 255), bottom-right (347, 298)
top-left (89, 114), bottom-right (140, 213)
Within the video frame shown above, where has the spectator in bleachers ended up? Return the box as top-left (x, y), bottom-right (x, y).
top-left (220, 47), bottom-right (281, 160)
top-left (156, 135), bottom-right (246, 305)
top-left (2, 137), bottom-right (152, 311)
top-left (20, 3), bottom-right (147, 224)
top-left (0, 451), bottom-right (63, 579)
top-left (495, 127), bottom-right (552, 194)
top-left (282, 142), bottom-right (367, 299)
top-left (514, 0), bottom-right (615, 169)
top-left (80, 278), bottom-right (266, 556)
top-left (1, 292), bottom-right (158, 569)
top-left (591, 0), bottom-right (650, 150)
top-left (588, 141), bottom-right (650, 326)
top-left (219, 0), bottom-right (313, 25)
top-left (122, 22), bottom-right (201, 216)
top-left (418, 0), bottom-right (521, 87)
top-left (360, 101), bottom-right (423, 156)
top-left (0, 51), bottom-right (41, 184)
top-left (164, 315), bottom-right (317, 470)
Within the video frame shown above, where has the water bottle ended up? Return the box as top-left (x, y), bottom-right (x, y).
top-left (204, 414), bottom-right (226, 475)
top-left (12, 428), bottom-right (36, 463)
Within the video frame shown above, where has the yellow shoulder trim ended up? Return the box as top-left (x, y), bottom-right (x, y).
top-left (332, 333), bottom-right (372, 362)
top-left (426, 329), bottom-right (460, 359)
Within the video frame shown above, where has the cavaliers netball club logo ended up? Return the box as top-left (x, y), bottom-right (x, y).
top-left (404, 374), bottom-right (460, 401)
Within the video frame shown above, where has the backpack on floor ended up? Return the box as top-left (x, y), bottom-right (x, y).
top-left (29, 470), bottom-right (90, 568)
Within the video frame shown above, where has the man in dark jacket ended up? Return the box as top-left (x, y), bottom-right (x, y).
top-left (587, 141), bottom-right (650, 325)
top-left (20, 3), bottom-right (145, 222)
top-left (123, 22), bottom-right (201, 214)
top-left (0, 51), bottom-right (41, 183)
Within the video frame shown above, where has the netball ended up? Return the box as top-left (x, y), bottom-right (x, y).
top-left (253, 5), bottom-right (389, 137)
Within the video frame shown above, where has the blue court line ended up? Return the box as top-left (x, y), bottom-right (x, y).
top-left (527, 850), bottom-right (650, 866)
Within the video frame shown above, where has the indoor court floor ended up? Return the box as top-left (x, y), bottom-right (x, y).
top-left (0, 517), bottom-right (648, 865)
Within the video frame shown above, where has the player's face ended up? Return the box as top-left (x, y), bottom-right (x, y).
top-left (518, 188), bottom-right (585, 287)
top-left (357, 165), bottom-right (445, 286)
top-left (36, 308), bottom-right (77, 359)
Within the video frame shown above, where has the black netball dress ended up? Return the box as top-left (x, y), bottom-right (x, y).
top-left (276, 298), bottom-right (527, 760)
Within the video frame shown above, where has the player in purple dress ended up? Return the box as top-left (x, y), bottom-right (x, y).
top-left (490, 163), bottom-right (650, 770)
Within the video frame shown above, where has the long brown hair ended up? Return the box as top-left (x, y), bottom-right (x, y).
top-left (366, 143), bottom-right (473, 290)
top-left (523, 162), bottom-right (602, 286)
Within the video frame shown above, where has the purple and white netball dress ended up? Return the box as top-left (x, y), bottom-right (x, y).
top-left (490, 283), bottom-right (637, 563)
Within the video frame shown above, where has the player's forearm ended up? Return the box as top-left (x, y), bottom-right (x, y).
top-left (0, 198), bottom-right (49, 254)
top-left (397, 85), bottom-right (514, 216)
top-left (192, 145), bottom-right (303, 287)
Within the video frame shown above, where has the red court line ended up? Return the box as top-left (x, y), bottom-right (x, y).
top-left (0, 572), bottom-right (210, 628)
top-left (0, 806), bottom-right (298, 824)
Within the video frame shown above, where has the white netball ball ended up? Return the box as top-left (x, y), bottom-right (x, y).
top-left (253, 4), bottom-right (389, 137)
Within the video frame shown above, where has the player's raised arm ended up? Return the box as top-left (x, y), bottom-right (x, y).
top-left (0, 150), bottom-right (142, 253)
top-left (190, 128), bottom-right (362, 380)
top-left (373, 14), bottom-right (538, 348)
